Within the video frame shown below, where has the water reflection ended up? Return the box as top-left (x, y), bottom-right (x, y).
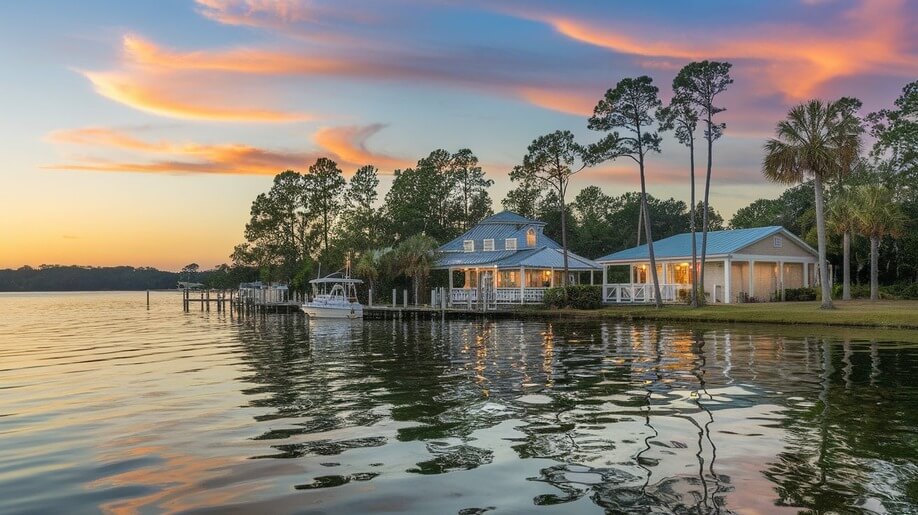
top-left (0, 293), bottom-right (916, 514)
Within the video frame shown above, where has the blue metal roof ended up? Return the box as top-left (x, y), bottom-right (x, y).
top-left (477, 210), bottom-right (545, 226)
top-left (597, 226), bottom-right (812, 262)
top-left (496, 247), bottom-right (601, 270)
top-left (439, 211), bottom-right (559, 252)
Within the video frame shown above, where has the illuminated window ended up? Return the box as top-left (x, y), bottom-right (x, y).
top-left (463, 240), bottom-right (474, 252)
top-left (773, 236), bottom-right (783, 248)
top-left (505, 238), bottom-right (517, 251)
top-left (483, 239), bottom-right (495, 251)
top-left (526, 228), bottom-right (536, 247)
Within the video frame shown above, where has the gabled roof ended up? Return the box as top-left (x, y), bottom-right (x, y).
top-left (439, 211), bottom-right (559, 252)
top-left (434, 246), bottom-right (601, 270)
top-left (477, 210), bottom-right (545, 226)
top-left (597, 226), bottom-right (816, 262)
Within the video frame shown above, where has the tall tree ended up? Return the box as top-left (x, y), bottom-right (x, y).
top-left (502, 172), bottom-right (544, 218)
top-left (341, 165), bottom-right (381, 251)
top-left (587, 76), bottom-right (664, 307)
top-left (510, 130), bottom-right (587, 285)
top-left (763, 99), bottom-right (863, 309)
top-left (304, 158), bottom-right (346, 263)
top-left (394, 234), bottom-right (440, 304)
top-left (242, 170), bottom-right (310, 280)
top-left (572, 186), bottom-right (615, 259)
top-left (451, 149), bottom-right (493, 231)
top-left (853, 184), bottom-right (906, 301)
top-left (827, 189), bottom-right (858, 300)
top-left (658, 93), bottom-right (700, 305)
top-left (672, 61), bottom-right (732, 304)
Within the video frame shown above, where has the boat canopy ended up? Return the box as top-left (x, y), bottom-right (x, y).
top-left (309, 277), bottom-right (363, 285)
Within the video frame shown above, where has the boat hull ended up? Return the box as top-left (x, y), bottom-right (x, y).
top-left (301, 304), bottom-right (363, 319)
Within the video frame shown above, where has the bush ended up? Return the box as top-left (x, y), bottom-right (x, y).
top-left (542, 285), bottom-right (602, 310)
top-left (882, 283), bottom-right (918, 300)
top-left (784, 287), bottom-right (818, 302)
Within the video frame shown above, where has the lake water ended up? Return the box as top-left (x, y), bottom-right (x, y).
top-left (1, 292), bottom-right (916, 514)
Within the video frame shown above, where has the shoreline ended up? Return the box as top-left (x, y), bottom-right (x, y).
top-left (517, 300), bottom-right (918, 330)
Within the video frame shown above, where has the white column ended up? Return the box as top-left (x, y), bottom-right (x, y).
top-left (629, 263), bottom-right (634, 284)
top-left (779, 261), bottom-right (785, 301)
top-left (661, 262), bottom-right (668, 285)
top-left (448, 268), bottom-right (454, 307)
top-left (748, 260), bottom-right (756, 299)
top-left (803, 262), bottom-right (809, 287)
top-left (549, 268), bottom-right (555, 287)
top-left (724, 258), bottom-right (732, 304)
top-left (519, 266), bottom-right (525, 304)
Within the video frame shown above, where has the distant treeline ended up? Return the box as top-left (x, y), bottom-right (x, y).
top-left (0, 265), bottom-right (258, 292)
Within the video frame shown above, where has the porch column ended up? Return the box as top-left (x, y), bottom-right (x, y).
top-left (748, 260), bottom-right (756, 299)
top-left (590, 270), bottom-right (594, 285)
top-left (550, 268), bottom-right (555, 288)
top-left (724, 258), bottom-right (732, 304)
top-left (602, 264), bottom-right (608, 285)
top-left (661, 262), bottom-right (668, 284)
top-left (448, 268), bottom-right (454, 307)
top-left (629, 263), bottom-right (634, 284)
top-left (803, 262), bottom-right (809, 287)
top-left (778, 261), bottom-right (785, 301)
top-left (520, 266), bottom-right (525, 305)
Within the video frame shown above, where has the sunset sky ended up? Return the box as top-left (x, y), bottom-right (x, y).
top-left (1, 0), bottom-right (915, 270)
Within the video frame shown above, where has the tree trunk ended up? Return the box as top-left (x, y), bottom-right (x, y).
top-left (636, 201), bottom-right (643, 246)
top-left (870, 235), bottom-right (879, 301)
top-left (689, 138), bottom-right (697, 307)
top-left (639, 156), bottom-right (663, 308)
top-left (813, 175), bottom-right (834, 309)
top-left (698, 114), bottom-right (714, 306)
top-left (560, 191), bottom-right (570, 286)
top-left (842, 231), bottom-right (851, 301)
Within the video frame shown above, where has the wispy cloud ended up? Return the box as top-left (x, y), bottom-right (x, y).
top-left (82, 71), bottom-right (309, 122)
top-left (46, 125), bottom-right (406, 175)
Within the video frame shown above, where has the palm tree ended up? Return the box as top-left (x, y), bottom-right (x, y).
top-left (827, 190), bottom-right (858, 300)
top-left (853, 184), bottom-right (906, 300)
top-left (394, 234), bottom-right (440, 304)
top-left (354, 248), bottom-right (391, 300)
top-left (763, 99), bottom-right (863, 309)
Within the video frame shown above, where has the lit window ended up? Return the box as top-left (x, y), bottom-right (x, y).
top-left (505, 238), bottom-right (518, 251)
top-left (526, 228), bottom-right (536, 247)
top-left (773, 236), bottom-right (783, 248)
top-left (483, 239), bottom-right (495, 251)
top-left (463, 240), bottom-right (475, 252)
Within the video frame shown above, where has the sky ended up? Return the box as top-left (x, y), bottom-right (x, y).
top-left (1, 0), bottom-right (915, 271)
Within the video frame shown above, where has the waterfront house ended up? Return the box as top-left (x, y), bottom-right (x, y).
top-left (597, 226), bottom-right (819, 304)
top-left (434, 211), bottom-right (602, 305)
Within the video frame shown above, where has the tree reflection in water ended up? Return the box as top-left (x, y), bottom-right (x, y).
top-left (230, 316), bottom-right (917, 513)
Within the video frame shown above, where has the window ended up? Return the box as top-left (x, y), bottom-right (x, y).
top-left (497, 270), bottom-right (518, 288)
top-left (773, 236), bottom-right (783, 248)
top-left (526, 228), bottom-right (536, 247)
top-left (483, 238), bottom-right (495, 251)
top-left (463, 239), bottom-right (475, 252)
top-left (505, 238), bottom-right (517, 251)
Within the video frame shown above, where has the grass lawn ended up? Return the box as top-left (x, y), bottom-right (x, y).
top-left (533, 300), bottom-right (918, 329)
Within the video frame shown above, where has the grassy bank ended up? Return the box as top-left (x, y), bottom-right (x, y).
top-left (525, 300), bottom-right (918, 329)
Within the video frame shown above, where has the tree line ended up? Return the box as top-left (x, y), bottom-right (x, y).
top-left (224, 66), bottom-right (914, 307)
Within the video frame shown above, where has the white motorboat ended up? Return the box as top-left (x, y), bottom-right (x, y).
top-left (301, 274), bottom-right (364, 319)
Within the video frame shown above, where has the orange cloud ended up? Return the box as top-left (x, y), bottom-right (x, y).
top-left (83, 71), bottom-right (308, 122)
top-left (313, 124), bottom-right (410, 170)
top-left (515, 86), bottom-right (597, 116)
top-left (526, 0), bottom-right (917, 100)
top-left (47, 125), bottom-right (407, 175)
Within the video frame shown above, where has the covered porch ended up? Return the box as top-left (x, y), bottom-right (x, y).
top-left (601, 257), bottom-right (816, 304)
top-left (448, 266), bottom-right (598, 306)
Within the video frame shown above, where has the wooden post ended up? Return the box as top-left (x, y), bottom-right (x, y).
top-left (448, 269), bottom-right (454, 308)
top-left (146, 289), bottom-right (150, 310)
top-left (369, 288), bottom-right (373, 307)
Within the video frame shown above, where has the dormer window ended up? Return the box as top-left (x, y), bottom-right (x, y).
top-left (505, 238), bottom-right (517, 251)
top-left (483, 239), bottom-right (495, 251)
top-left (463, 239), bottom-right (475, 252)
top-left (773, 236), bottom-right (783, 248)
top-left (526, 228), bottom-right (536, 247)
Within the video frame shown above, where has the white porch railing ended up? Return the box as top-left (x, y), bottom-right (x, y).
top-left (451, 287), bottom-right (548, 305)
top-left (603, 283), bottom-right (692, 304)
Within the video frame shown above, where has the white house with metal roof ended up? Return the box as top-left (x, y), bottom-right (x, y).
top-left (597, 226), bottom-right (819, 304)
top-left (434, 211), bottom-right (602, 305)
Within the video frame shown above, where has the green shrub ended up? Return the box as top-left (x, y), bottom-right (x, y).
top-left (784, 287), bottom-right (818, 302)
top-left (882, 283), bottom-right (918, 300)
top-left (542, 285), bottom-right (602, 309)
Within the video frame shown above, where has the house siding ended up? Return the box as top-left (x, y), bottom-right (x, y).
top-left (737, 235), bottom-right (813, 258)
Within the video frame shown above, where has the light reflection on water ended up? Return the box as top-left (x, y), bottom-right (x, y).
top-left (0, 292), bottom-right (916, 514)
